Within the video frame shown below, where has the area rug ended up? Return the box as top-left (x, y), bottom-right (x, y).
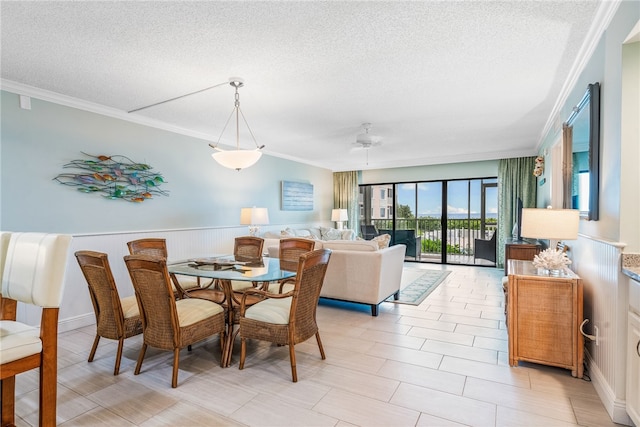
top-left (389, 269), bottom-right (452, 305)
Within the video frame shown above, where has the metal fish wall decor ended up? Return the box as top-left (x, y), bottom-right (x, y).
top-left (54, 153), bottom-right (168, 202)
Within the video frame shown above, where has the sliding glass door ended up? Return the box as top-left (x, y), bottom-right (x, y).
top-left (359, 177), bottom-right (497, 265)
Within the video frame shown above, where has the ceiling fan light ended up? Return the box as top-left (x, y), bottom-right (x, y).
top-left (212, 149), bottom-right (262, 171)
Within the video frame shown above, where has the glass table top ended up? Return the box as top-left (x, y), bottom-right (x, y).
top-left (168, 256), bottom-right (295, 282)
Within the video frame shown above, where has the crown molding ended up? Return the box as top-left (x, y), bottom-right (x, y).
top-left (538, 0), bottom-right (621, 149)
top-left (1, 79), bottom-right (217, 143)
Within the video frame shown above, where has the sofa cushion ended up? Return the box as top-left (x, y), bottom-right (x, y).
top-left (372, 233), bottom-right (391, 249)
top-left (322, 240), bottom-right (378, 252)
top-left (264, 231), bottom-right (282, 239)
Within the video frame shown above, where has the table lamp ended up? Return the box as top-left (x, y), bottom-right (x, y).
top-left (520, 207), bottom-right (579, 248)
top-left (240, 207), bottom-right (269, 236)
top-left (331, 209), bottom-right (348, 230)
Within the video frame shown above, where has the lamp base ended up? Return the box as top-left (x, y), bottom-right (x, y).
top-left (248, 226), bottom-right (260, 237)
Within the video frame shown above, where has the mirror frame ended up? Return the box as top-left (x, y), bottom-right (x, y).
top-left (565, 82), bottom-right (600, 221)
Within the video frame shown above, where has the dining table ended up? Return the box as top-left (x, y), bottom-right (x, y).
top-left (167, 255), bottom-right (296, 367)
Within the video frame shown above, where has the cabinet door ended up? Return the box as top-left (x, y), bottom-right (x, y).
top-left (627, 311), bottom-right (640, 426)
top-left (515, 278), bottom-right (576, 367)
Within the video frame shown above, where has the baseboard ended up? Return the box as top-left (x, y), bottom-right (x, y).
top-left (59, 313), bottom-right (95, 333)
top-left (587, 352), bottom-right (633, 426)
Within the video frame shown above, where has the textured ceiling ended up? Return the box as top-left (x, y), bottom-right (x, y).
top-left (0, 1), bottom-right (607, 171)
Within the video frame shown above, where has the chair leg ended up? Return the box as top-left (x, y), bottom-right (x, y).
top-left (1, 376), bottom-right (16, 427)
top-left (88, 334), bottom-right (100, 362)
top-left (171, 348), bottom-right (180, 388)
top-left (239, 338), bottom-right (246, 370)
top-left (219, 332), bottom-right (225, 368)
top-left (289, 343), bottom-right (297, 382)
top-left (134, 343), bottom-right (147, 375)
top-left (315, 332), bottom-right (326, 360)
top-left (40, 346), bottom-right (58, 426)
top-left (114, 338), bottom-right (124, 375)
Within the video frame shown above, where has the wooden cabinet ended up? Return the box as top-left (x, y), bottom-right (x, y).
top-left (507, 260), bottom-right (584, 378)
top-left (504, 239), bottom-right (541, 276)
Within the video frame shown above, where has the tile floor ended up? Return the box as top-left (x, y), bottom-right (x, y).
top-left (10, 264), bottom-right (621, 426)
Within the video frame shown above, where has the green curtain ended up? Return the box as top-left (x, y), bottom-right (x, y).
top-left (333, 171), bottom-right (359, 232)
top-left (497, 156), bottom-right (537, 268)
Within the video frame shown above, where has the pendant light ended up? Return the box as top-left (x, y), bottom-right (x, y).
top-left (209, 78), bottom-right (264, 171)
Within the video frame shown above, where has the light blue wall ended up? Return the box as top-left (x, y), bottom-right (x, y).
top-left (0, 91), bottom-right (334, 234)
top-left (537, 1), bottom-right (639, 243)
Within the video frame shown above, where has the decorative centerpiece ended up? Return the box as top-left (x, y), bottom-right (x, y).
top-left (532, 248), bottom-right (571, 276)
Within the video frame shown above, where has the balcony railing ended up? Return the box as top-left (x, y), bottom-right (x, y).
top-left (365, 217), bottom-right (497, 259)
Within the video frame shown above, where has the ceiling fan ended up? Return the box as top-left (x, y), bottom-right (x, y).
top-left (352, 123), bottom-right (382, 165)
top-left (353, 123), bottom-right (383, 149)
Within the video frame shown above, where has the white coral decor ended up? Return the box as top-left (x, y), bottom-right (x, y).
top-left (532, 248), bottom-right (572, 270)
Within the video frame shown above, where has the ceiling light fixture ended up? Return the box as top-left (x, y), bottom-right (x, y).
top-left (209, 78), bottom-right (264, 171)
top-left (128, 77), bottom-right (264, 171)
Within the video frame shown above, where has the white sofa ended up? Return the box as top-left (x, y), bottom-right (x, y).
top-left (262, 225), bottom-right (355, 249)
top-left (266, 237), bottom-right (406, 316)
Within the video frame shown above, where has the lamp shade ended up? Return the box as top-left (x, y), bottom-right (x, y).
top-left (212, 150), bottom-right (262, 171)
top-left (520, 208), bottom-right (579, 240)
top-left (331, 209), bottom-right (348, 222)
top-left (240, 207), bottom-right (269, 225)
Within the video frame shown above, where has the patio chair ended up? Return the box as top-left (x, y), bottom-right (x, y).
top-left (360, 224), bottom-right (380, 240)
top-left (1, 232), bottom-right (72, 427)
top-left (75, 250), bottom-right (143, 375)
top-left (238, 248), bottom-right (331, 382)
top-left (474, 231), bottom-right (497, 264)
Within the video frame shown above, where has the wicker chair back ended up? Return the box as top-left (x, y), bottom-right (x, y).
top-left (75, 250), bottom-right (142, 375)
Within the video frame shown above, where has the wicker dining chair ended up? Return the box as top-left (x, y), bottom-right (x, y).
top-left (238, 248), bottom-right (331, 382)
top-left (274, 238), bottom-right (315, 293)
top-left (124, 254), bottom-right (226, 388)
top-left (230, 236), bottom-right (265, 291)
top-left (1, 232), bottom-right (72, 427)
top-left (75, 250), bottom-right (143, 375)
top-left (126, 238), bottom-right (202, 297)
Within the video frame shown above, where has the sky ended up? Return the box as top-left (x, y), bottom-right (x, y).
top-left (396, 179), bottom-right (498, 217)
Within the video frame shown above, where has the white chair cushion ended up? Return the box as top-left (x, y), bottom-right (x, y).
top-left (120, 295), bottom-right (140, 319)
top-left (2, 233), bottom-right (72, 307)
top-left (244, 297), bottom-right (292, 324)
top-left (0, 320), bottom-right (42, 364)
top-left (175, 298), bottom-right (224, 327)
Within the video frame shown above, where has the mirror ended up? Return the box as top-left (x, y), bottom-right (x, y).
top-left (565, 82), bottom-right (600, 220)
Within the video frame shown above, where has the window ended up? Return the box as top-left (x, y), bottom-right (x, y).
top-left (380, 189), bottom-right (386, 199)
top-left (380, 207), bottom-right (386, 217)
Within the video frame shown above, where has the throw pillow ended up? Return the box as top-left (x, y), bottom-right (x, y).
top-left (281, 228), bottom-right (295, 236)
top-left (372, 233), bottom-right (391, 249)
top-left (340, 229), bottom-right (356, 240)
top-left (296, 229), bottom-right (312, 238)
top-left (308, 227), bottom-right (322, 240)
top-left (320, 226), bottom-right (342, 241)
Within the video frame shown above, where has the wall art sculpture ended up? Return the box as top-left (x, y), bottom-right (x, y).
top-left (53, 153), bottom-right (168, 202)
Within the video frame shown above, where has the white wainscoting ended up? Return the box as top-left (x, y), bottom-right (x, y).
top-left (572, 234), bottom-right (632, 426)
